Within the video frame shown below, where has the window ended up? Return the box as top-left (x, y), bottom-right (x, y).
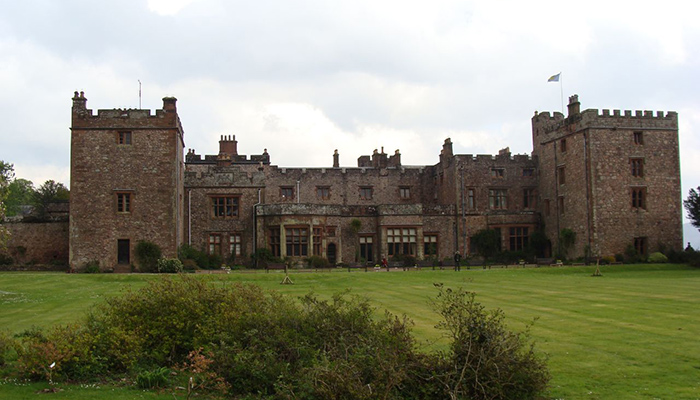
top-left (634, 131), bottom-right (644, 145)
top-left (211, 196), bottom-right (239, 218)
top-left (360, 235), bottom-right (374, 262)
top-left (560, 138), bottom-right (567, 152)
top-left (229, 233), bottom-right (241, 257)
top-left (424, 234), bottom-right (438, 257)
top-left (209, 233), bottom-right (222, 255)
top-left (509, 227), bottom-right (529, 251)
top-left (523, 188), bottom-right (536, 209)
top-left (558, 166), bottom-right (566, 185)
top-left (558, 196), bottom-right (565, 215)
top-left (631, 158), bottom-right (644, 177)
top-left (490, 168), bottom-right (504, 178)
top-left (631, 187), bottom-right (646, 209)
top-left (386, 228), bottom-right (417, 256)
top-left (313, 227), bottom-right (323, 255)
top-left (286, 227), bottom-right (309, 256)
top-left (269, 227), bottom-right (281, 257)
top-left (522, 168), bottom-right (535, 177)
top-left (634, 237), bottom-right (647, 255)
top-left (399, 186), bottom-right (411, 199)
top-left (467, 188), bottom-right (475, 210)
top-left (489, 189), bottom-right (508, 210)
top-left (116, 192), bottom-right (131, 213)
top-left (118, 131), bottom-right (132, 145)
top-left (359, 186), bottom-right (373, 200)
top-left (544, 199), bottom-right (550, 216)
top-left (316, 186), bottom-right (330, 200)
top-left (280, 187), bottom-right (294, 200)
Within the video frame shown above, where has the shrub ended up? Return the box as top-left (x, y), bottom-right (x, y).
top-left (136, 367), bottom-right (170, 389)
top-left (0, 330), bottom-right (16, 367)
top-left (601, 255), bottom-right (616, 265)
top-left (0, 252), bottom-right (13, 265)
top-left (9, 277), bottom-right (550, 399)
top-left (430, 285), bottom-right (550, 399)
top-left (135, 241), bottom-right (161, 272)
top-left (156, 258), bottom-right (183, 273)
top-left (178, 244), bottom-right (210, 269)
top-left (648, 252), bottom-right (668, 263)
top-left (251, 248), bottom-right (276, 269)
top-left (182, 258), bottom-right (198, 272)
top-left (305, 255), bottom-right (329, 269)
top-left (81, 260), bottom-right (100, 273)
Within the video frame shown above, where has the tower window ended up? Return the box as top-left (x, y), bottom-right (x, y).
top-left (116, 192), bottom-right (131, 213)
top-left (117, 131), bottom-right (132, 145)
top-left (634, 131), bottom-right (644, 145)
top-left (631, 158), bottom-right (644, 177)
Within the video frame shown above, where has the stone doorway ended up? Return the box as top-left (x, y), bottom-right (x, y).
top-left (117, 239), bottom-right (130, 265)
top-left (327, 243), bottom-right (336, 265)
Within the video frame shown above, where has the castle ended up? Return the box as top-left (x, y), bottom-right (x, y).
top-left (67, 91), bottom-right (682, 269)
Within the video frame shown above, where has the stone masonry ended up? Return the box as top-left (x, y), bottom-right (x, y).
top-left (67, 92), bottom-right (682, 269)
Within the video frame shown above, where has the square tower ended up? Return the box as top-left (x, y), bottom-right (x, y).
top-left (69, 92), bottom-right (185, 269)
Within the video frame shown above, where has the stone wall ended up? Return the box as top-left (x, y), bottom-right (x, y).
top-left (1, 219), bottom-right (69, 267)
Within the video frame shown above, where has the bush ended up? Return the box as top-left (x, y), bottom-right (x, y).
top-left (10, 277), bottom-right (550, 399)
top-left (156, 258), bottom-right (183, 273)
top-left (181, 258), bottom-right (198, 272)
top-left (81, 260), bottom-right (100, 273)
top-left (648, 252), bottom-right (668, 263)
top-left (135, 241), bottom-right (162, 273)
top-left (0, 330), bottom-right (15, 367)
top-left (178, 244), bottom-right (211, 269)
top-left (251, 248), bottom-right (276, 269)
top-left (136, 367), bottom-right (170, 389)
top-left (601, 255), bottom-right (616, 265)
top-left (305, 255), bottom-right (329, 269)
top-left (430, 285), bottom-right (550, 399)
top-left (0, 252), bottom-right (13, 265)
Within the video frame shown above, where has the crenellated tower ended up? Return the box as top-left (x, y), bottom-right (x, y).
top-left (69, 92), bottom-right (185, 270)
top-left (532, 94), bottom-right (681, 259)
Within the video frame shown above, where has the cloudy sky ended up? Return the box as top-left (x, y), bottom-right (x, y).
top-left (1, 1), bottom-right (699, 209)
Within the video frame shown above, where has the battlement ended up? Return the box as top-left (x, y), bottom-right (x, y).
top-left (185, 148), bottom-right (270, 165)
top-left (71, 91), bottom-right (182, 131)
top-left (584, 108), bottom-right (677, 120)
top-left (455, 153), bottom-right (534, 164)
top-left (532, 95), bottom-right (678, 144)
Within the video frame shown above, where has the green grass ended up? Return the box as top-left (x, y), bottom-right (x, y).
top-left (1, 264), bottom-right (699, 399)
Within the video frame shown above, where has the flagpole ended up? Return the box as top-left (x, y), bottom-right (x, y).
top-left (560, 73), bottom-right (564, 114)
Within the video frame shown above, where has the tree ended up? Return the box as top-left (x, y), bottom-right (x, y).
top-left (471, 228), bottom-right (500, 264)
top-left (684, 187), bottom-right (700, 229)
top-left (4, 178), bottom-right (35, 216)
top-left (0, 161), bottom-right (14, 248)
top-left (33, 180), bottom-right (69, 218)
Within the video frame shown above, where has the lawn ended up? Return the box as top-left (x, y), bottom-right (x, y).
top-left (1, 264), bottom-right (699, 399)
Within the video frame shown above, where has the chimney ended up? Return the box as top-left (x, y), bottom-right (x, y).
top-left (72, 91), bottom-right (87, 110)
top-left (219, 135), bottom-right (238, 157)
top-left (333, 149), bottom-right (339, 168)
top-left (162, 96), bottom-right (177, 112)
top-left (567, 94), bottom-right (580, 117)
top-left (442, 138), bottom-right (453, 157)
